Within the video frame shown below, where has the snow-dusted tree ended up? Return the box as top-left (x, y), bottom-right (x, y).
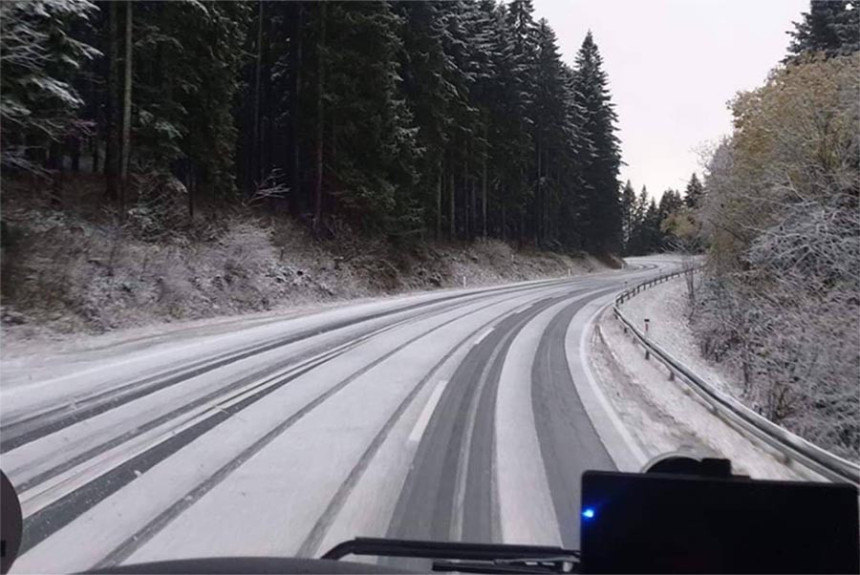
top-left (573, 32), bottom-right (622, 254)
top-left (683, 173), bottom-right (704, 209)
top-left (695, 53), bottom-right (860, 459)
top-left (532, 18), bottom-right (568, 248)
top-left (786, 0), bottom-right (859, 61)
top-left (0, 0), bottom-right (100, 174)
top-left (620, 180), bottom-right (636, 254)
top-left (322, 1), bottom-right (420, 234)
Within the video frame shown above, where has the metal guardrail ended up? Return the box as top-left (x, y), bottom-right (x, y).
top-left (615, 268), bottom-right (692, 306)
top-left (613, 269), bottom-right (860, 487)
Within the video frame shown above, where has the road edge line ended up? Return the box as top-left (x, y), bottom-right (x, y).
top-left (567, 294), bottom-right (647, 472)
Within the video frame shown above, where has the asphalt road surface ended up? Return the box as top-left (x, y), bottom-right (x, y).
top-left (0, 257), bottom-right (678, 573)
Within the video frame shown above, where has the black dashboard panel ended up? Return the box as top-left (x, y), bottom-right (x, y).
top-left (581, 470), bottom-right (860, 574)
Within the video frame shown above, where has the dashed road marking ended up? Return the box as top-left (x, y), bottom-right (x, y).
top-left (408, 380), bottom-right (449, 444)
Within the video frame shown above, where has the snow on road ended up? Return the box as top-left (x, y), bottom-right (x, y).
top-left (9, 258), bottom-right (762, 574)
top-left (0, 263), bottom-right (674, 573)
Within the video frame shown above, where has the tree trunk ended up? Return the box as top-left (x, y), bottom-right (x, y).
top-left (501, 201), bottom-right (506, 241)
top-left (252, 0), bottom-right (264, 190)
top-left (119, 0), bottom-right (133, 215)
top-left (435, 161), bottom-right (442, 240)
top-left (91, 137), bottom-right (100, 174)
top-left (290, 2), bottom-right (302, 215)
top-left (261, 10), bottom-right (275, 198)
top-left (48, 141), bottom-right (63, 207)
top-left (449, 161), bottom-right (455, 240)
top-left (329, 112), bottom-right (337, 216)
top-left (105, 1), bottom-right (119, 199)
top-left (535, 134), bottom-right (541, 249)
top-left (313, 1), bottom-right (326, 231)
top-left (70, 138), bottom-right (81, 173)
top-left (188, 161), bottom-right (196, 220)
top-left (482, 125), bottom-right (487, 239)
top-left (519, 210), bottom-right (525, 249)
top-left (463, 150), bottom-right (470, 240)
top-left (518, 166), bottom-right (524, 247)
top-left (470, 177), bottom-right (476, 242)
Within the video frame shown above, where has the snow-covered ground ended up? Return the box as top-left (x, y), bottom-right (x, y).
top-left (1, 202), bottom-right (612, 346)
top-left (589, 276), bottom-right (821, 481)
top-left (619, 277), bottom-right (741, 396)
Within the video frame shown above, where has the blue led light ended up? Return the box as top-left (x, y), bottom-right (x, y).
top-left (582, 507), bottom-right (596, 520)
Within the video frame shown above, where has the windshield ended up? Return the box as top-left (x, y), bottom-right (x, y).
top-left (1, 1), bottom-right (858, 573)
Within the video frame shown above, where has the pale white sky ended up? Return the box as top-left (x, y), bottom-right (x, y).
top-left (532, 0), bottom-right (809, 197)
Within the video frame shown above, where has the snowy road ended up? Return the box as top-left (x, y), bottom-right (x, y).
top-left (1, 258), bottom-right (678, 573)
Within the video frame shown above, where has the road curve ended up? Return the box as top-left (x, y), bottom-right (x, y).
top-left (0, 258), bottom-right (677, 573)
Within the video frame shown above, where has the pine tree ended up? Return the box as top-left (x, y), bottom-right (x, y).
top-left (684, 173), bottom-right (704, 209)
top-left (629, 186), bottom-right (649, 255)
top-left (533, 18), bottom-right (567, 248)
top-left (322, 1), bottom-right (419, 233)
top-left (181, 1), bottom-right (249, 207)
top-left (0, 0), bottom-right (633, 258)
top-left (123, 1), bottom-right (250, 214)
top-left (555, 62), bottom-right (589, 250)
top-left (786, 0), bottom-right (860, 61)
top-left (620, 180), bottom-right (636, 254)
top-left (504, 0), bottom-right (538, 244)
top-left (485, 1), bottom-right (524, 241)
top-left (573, 31), bottom-right (622, 254)
top-left (0, 0), bottom-right (100, 175)
top-left (437, 0), bottom-right (480, 240)
top-left (396, 1), bottom-right (456, 238)
top-left (642, 197), bottom-right (661, 253)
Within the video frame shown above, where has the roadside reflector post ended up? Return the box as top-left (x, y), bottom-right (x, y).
top-left (644, 318), bottom-right (650, 334)
top-left (462, 276), bottom-right (466, 288)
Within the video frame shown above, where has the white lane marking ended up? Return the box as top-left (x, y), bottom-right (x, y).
top-left (473, 328), bottom-right (494, 346)
top-left (408, 379), bottom-right (449, 444)
top-left (16, 346), bottom-right (345, 516)
top-left (572, 294), bottom-right (647, 471)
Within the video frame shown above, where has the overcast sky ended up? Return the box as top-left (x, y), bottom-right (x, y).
top-left (532, 0), bottom-right (809, 198)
